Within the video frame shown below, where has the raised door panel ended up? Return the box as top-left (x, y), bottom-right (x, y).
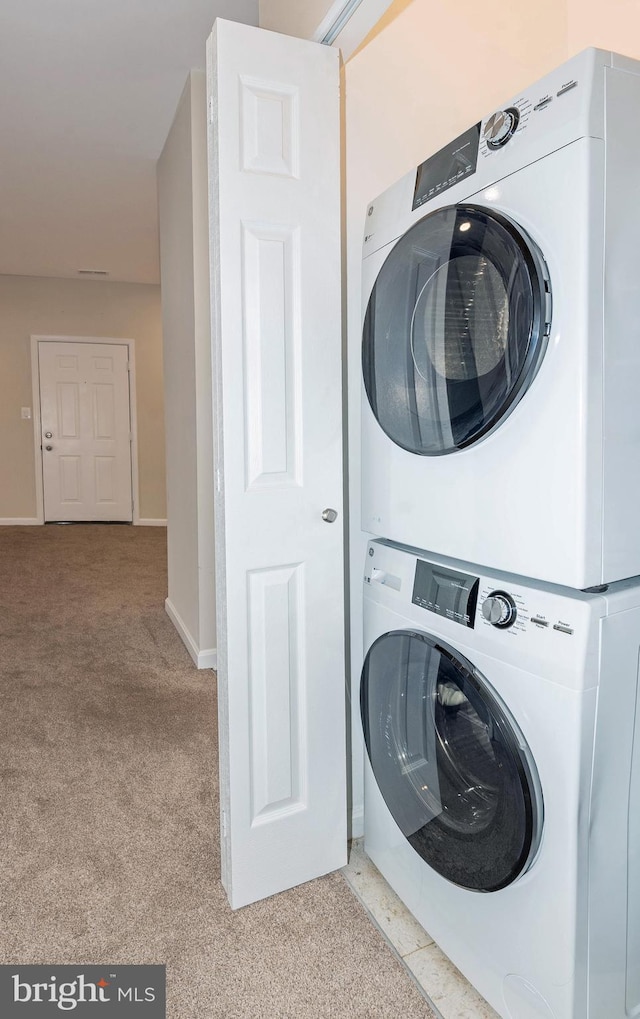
top-left (242, 222), bottom-right (302, 489)
top-left (93, 384), bottom-right (116, 441)
top-left (58, 457), bottom-right (82, 505)
top-left (56, 383), bottom-right (81, 439)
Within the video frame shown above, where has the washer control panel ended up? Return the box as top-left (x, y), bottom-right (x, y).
top-left (481, 590), bottom-right (517, 628)
top-left (477, 579), bottom-right (576, 638)
top-left (364, 541), bottom-right (597, 684)
top-left (378, 550), bottom-right (580, 638)
top-left (411, 558), bottom-right (479, 628)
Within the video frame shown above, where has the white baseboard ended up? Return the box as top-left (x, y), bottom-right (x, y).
top-left (0, 517), bottom-right (41, 525)
top-left (196, 647), bottom-right (218, 670)
top-left (0, 517), bottom-right (168, 527)
top-left (165, 598), bottom-right (217, 670)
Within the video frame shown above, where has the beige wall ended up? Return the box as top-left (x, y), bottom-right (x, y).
top-left (568, 0), bottom-right (640, 59)
top-left (344, 0), bottom-right (640, 219)
top-left (346, 0), bottom-right (568, 210)
top-left (258, 0), bottom-right (397, 55)
top-left (157, 72), bottom-right (216, 664)
top-left (0, 274), bottom-right (165, 521)
top-left (158, 78), bottom-right (199, 647)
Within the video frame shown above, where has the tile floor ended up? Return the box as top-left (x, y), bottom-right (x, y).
top-left (342, 839), bottom-right (500, 1019)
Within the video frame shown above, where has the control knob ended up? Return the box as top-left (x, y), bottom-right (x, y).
top-left (483, 107), bottom-right (520, 149)
top-left (481, 591), bottom-right (517, 628)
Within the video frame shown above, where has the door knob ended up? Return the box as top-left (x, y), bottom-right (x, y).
top-left (45, 445), bottom-right (53, 452)
top-left (44, 431), bottom-right (52, 439)
top-left (322, 508), bottom-right (338, 523)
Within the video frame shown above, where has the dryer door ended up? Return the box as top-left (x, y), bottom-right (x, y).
top-left (360, 629), bottom-right (543, 891)
top-left (362, 204), bottom-right (550, 455)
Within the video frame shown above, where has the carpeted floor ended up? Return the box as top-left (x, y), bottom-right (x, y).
top-left (0, 525), bottom-right (435, 1018)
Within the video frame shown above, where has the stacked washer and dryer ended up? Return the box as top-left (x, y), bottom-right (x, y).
top-left (359, 49), bottom-right (640, 1019)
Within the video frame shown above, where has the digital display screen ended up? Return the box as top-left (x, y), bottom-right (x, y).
top-left (412, 560), bottom-right (479, 628)
top-left (412, 123), bottom-right (481, 210)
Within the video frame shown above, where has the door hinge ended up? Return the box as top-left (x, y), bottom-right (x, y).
top-left (216, 467), bottom-right (221, 493)
top-left (221, 809), bottom-right (228, 837)
top-left (209, 96), bottom-right (215, 125)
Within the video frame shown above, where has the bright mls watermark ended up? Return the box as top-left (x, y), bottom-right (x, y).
top-left (0, 966), bottom-right (165, 1017)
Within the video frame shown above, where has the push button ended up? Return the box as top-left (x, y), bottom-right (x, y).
top-left (553, 623), bottom-right (574, 635)
top-left (534, 96), bottom-right (553, 110)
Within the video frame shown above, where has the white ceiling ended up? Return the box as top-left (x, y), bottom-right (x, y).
top-left (0, 0), bottom-right (259, 285)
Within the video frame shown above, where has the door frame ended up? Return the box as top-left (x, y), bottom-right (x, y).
top-left (30, 334), bottom-right (141, 525)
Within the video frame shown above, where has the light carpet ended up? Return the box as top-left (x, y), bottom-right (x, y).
top-left (0, 525), bottom-right (436, 1018)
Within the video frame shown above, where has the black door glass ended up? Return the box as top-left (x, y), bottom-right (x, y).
top-left (360, 630), bottom-right (542, 891)
top-left (362, 205), bottom-right (549, 455)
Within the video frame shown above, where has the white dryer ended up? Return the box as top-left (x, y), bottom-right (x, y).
top-left (361, 48), bottom-right (640, 588)
top-left (361, 538), bottom-right (640, 1019)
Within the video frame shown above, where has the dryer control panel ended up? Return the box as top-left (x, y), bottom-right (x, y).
top-left (483, 107), bottom-right (520, 149)
top-left (412, 122), bottom-right (481, 210)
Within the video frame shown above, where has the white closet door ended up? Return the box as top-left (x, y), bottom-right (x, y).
top-left (207, 19), bottom-right (345, 909)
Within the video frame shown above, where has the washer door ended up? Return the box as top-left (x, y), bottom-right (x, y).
top-left (362, 204), bottom-right (550, 455)
top-left (360, 630), bottom-right (543, 891)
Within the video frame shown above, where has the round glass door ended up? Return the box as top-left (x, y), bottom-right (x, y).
top-left (361, 630), bottom-right (543, 891)
top-left (362, 204), bottom-right (550, 455)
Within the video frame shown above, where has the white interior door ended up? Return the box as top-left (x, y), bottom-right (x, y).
top-left (207, 19), bottom-right (345, 909)
top-left (38, 340), bottom-right (133, 522)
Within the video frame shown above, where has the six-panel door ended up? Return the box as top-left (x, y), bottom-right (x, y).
top-left (38, 340), bottom-right (133, 522)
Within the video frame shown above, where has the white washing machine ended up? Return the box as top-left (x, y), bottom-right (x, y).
top-left (361, 48), bottom-right (640, 589)
top-left (361, 538), bottom-right (640, 1019)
